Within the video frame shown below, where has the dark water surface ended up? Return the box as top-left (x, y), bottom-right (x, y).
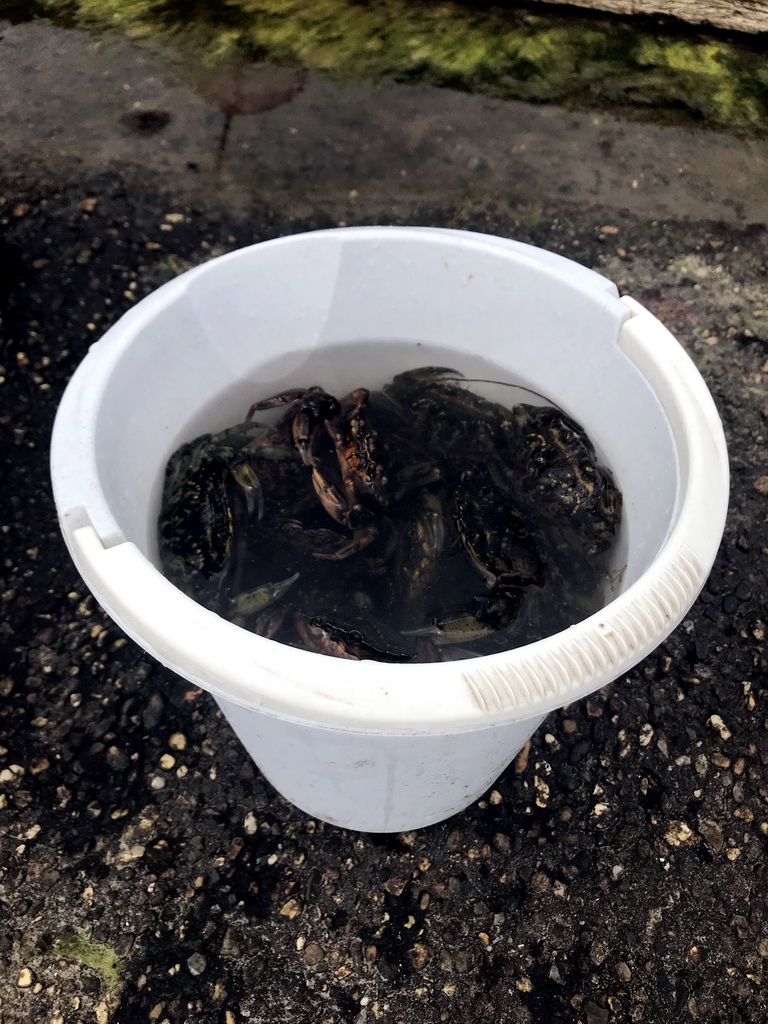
top-left (157, 368), bottom-right (622, 662)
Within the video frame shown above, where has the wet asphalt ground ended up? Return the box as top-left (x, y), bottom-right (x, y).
top-left (2, 17), bottom-right (768, 1024)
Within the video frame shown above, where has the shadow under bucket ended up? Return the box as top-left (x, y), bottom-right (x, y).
top-left (50, 227), bottom-right (728, 832)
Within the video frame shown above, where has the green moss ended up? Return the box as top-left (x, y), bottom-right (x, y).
top-left (53, 931), bottom-right (121, 989)
top-left (24, 0), bottom-right (768, 131)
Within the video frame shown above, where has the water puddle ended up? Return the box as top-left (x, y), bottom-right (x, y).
top-left (1, 11), bottom-right (768, 223)
top-left (4, 0), bottom-right (768, 131)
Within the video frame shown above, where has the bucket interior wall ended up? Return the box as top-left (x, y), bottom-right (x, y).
top-left (92, 234), bottom-right (679, 593)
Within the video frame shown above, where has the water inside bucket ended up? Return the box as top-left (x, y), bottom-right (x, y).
top-left (154, 348), bottom-right (627, 660)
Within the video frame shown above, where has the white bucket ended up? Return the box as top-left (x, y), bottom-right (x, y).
top-left (50, 227), bottom-right (729, 832)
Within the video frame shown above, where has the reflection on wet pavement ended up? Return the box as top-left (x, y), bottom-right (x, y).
top-left (5, 0), bottom-right (768, 131)
top-left (191, 62), bottom-right (307, 166)
top-left (1, 19), bottom-right (767, 225)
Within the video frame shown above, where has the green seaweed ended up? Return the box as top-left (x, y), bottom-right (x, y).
top-left (53, 931), bottom-right (121, 989)
top-left (9, 0), bottom-right (768, 131)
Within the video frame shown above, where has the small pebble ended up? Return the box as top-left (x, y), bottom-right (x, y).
top-left (534, 776), bottom-right (550, 807)
top-left (187, 952), bottom-right (207, 976)
top-left (117, 843), bottom-right (145, 863)
top-left (304, 942), bottom-right (325, 966)
top-left (616, 961), bottom-right (632, 981)
top-left (639, 723), bottom-right (654, 747)
top-left (142, 693), bottom-right (165, 729)
top-left (585, 1002), bottom-right (610, 1024)
top-left (407, 943), bottom-right (429, 970)
top-left (530, 871), bottom-right (550, 893)
top-left (590, 940), bottom-right (609, 966)
top-left (708, 715), bottom-right (732, 740)
top-left (279, 898), bottom-right (302, 919)
top-left (514, 740), bottom-right (531, 774)
top-left (106, 746), bottom-right (129, 771)
top-left (169, 733), bottom-right (187, 751)
top-left (698, 819), bottom-right (724, 854)
top-left (665, 821), bottom-right (697, 847)
top-left (17, 968), bottom-right (33, 987)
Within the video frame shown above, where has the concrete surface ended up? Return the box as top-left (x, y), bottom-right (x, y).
top-left (1, 16), bottom-right (768, 1024)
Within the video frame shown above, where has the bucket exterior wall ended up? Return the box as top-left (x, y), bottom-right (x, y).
top-left (216, 697), bottom-right (546, 832)
top-left (50, 228), bottom-right (729, 831)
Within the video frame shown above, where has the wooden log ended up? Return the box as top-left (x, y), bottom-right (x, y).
top-left (527, 0), bottom-right (768, 34)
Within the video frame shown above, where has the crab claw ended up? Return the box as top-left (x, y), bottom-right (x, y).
top-left (232, 571), bottom-right (300, 616)
top-left (402, 613), bottom-right (495, 645)
top-left (311, 467), bottom-right (348, 526)
top-left (230, 462), bottom-right (265, 520)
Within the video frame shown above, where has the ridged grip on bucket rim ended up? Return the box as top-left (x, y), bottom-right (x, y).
top-left (51, 230), bottom-right (728, 734)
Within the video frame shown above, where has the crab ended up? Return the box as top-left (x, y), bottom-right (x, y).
top-left (158, 422), bottom-right (269, 591)
top-left (451, 465), bottom-right (545, 593)
top-left (248, 384), bottom-right (390, 561)
top-left (380, 366), bottom-right (515, 475)
top-left (247, 386), bottom-right (340, 465)
top-left (294, 611), bottom-right (415, 663)
top-left (508, 404), bottom-right (623, 555)
top-left (394, 488), bottom-right (445, 624)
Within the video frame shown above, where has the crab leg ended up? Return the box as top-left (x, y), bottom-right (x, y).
top-left (313, 527), bottom-right (377, 561)
top-left (246, 388), bottom-right (309, 422)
